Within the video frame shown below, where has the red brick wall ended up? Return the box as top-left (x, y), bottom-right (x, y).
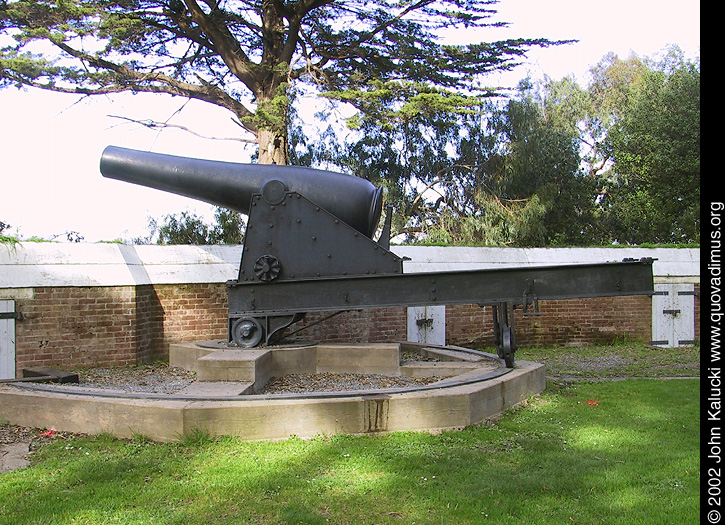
top-left (443, 296), bottom-right (652, 348)
top-left (6, 281), bottom-right (699, 374)
top-left (11, 283), bottom-right (230, 373)
top-left (294, 308), bottom-right (407, 344)
top-left (14, 286), bottom-right (148, 371)
top-left (293, 294), bottom-right (659, 349)
top-left (147, 283), bottom-right (228, 356)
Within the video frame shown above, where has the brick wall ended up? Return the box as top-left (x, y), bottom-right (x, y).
top-left (291, 293), bottom-right (661, 349)
top-left (5, 281), bottom-right (699, 374)
top-left (294, 308), bottom-right (407, 344)
top-left (14, 286), bottom-right (149, 371)
top-left (442, 296), bottom-right (653, 349)
top-left (147, 283), bottom-right (228, 356)
top-left (10, 283), bottom-right (230, 373)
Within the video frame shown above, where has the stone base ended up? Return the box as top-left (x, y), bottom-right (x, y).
top-left (0, 342), bottom-right (546, 442)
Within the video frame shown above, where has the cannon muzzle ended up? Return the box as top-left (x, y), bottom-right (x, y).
top-left (100, 146), bottom-right (384, 238)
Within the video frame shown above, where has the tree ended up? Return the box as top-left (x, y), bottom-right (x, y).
top-left (515, 48), bottom-right (699, 245)
top-left (494, 92), bottom-right (598, 245)
top-left (1, 0), bottom-right (563, 165)
top-left (140, 206), bottom-right (244, 244)
top-left (603, 49), bottom-right (700, 243)
top-left (312, 79), bottom-right (597, 246)
top-left (529, 53), bottom-right (649, 179)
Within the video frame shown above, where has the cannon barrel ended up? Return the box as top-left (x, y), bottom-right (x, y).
top-left (100, 146), bottom-right (384, 238)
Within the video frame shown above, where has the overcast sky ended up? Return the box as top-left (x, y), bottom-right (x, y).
top-left (0, 0), bottom-right (700, 243)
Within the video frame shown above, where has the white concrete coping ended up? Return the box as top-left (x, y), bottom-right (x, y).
top-left (395, 246), bottom-right (700, 283)
top-left (0, 243), bottom-right (240, 288)
top-left (0, 242), bottom-right (700, 288)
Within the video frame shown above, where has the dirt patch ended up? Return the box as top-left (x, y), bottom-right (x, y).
top-left (1, 442), bottom-right (30, 473)
top-left (568, 355), bottom-right (635, 371)
top-left (0, 424), bottom-right (79, 474)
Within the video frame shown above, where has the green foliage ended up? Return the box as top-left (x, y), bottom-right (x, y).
top-left (0, 220), bottom-right (17, 245)
top-left (312, 79), bottom-right (600, 247)
top-left (525, 47), bottom-right (700, 245)
top-left (311, 45), bottom-right (699, 247)
top-left (494, 93), bottom-right (600, 246)
top-left (0, 221), bottom-right (84, 244)
top-left (152, 211), bottom-right (213, 245)
top-left (209, 207), bottom-right (245, 245)
top-left (141, 207), bottom-right (244, 245)
top-left (323, 80), bottom-right (484, 131)
top-left (178, 427), bottom-right (214, 447)
top-left (0, 0), bottom-right (563, 165)
top-left (603, 50), bottom-right (700, 244)
top-left (241, 82), bottom-right (292, 136)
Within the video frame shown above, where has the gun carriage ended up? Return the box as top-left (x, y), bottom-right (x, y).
top-left (101, 146), bottom-right (655, 367)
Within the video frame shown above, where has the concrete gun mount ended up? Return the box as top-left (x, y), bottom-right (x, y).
top-left (101, 146), bottom-right (655, 367)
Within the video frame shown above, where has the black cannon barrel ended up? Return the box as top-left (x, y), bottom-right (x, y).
top-left (100, 146), bottom-right (384, 238)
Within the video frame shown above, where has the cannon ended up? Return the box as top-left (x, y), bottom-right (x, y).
top-left (100, 146), bottom-right (655, 367)
top-left (100, 146), bottom-right (383, 239)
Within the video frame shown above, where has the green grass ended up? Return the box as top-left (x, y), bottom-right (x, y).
top-left (515, 343), bottom-right (700, 379)
top-left (0, 378), bottom-right (699, 524)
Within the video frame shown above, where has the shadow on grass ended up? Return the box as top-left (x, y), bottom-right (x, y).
top-left (0, 379), bottom-right (699, 524)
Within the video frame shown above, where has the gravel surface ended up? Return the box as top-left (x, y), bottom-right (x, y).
top-left (1, 365), bottom-right (445, 459)
top-left (0, 346), bottom-right (699, 461)
top-left (71, 364), bottom-right (197, 394)
top-left (258, 372), bottom-right (442, 394)
top-left (15, 363), bottom-right (444, 395)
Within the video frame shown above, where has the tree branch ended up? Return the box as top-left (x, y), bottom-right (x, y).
top-left (49, 39), bottom-right (258, 133)
top-left (108, 114), bottom-right (257, 143)
top-left (182, 0), bottom-right (260, 93)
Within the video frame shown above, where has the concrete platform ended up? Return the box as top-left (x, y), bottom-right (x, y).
top-left (0, 342), bottom-right (545, 442)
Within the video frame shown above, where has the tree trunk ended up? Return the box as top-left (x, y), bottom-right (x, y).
top-left (257, 128), bottom-right (289, 165)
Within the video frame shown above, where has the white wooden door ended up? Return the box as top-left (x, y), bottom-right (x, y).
top-left (0, 299), bottom-right (17, 379)
top-left (407, 305), bottom-right (446, 346)
top-left (651, 284), bottom-right (696, 347)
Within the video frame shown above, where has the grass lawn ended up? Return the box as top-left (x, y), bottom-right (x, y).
top-left (0, 345), bottom-right (700, 524)
top-left (515, 343), bottom-right (701, 380)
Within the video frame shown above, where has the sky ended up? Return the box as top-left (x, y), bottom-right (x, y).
top-left (0, 0), bottom-right (700, 243)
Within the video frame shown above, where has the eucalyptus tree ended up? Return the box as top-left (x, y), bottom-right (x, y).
top-left (138, 206), bottom-right (244, 244)
top-left (315, 80), bottom-right (596, 247)
top-left (1, 0), bottom-right (561, 165)
top-left (513, 48), bottom-right (699, 245)
top-left (603, 49), bottom-right (700, 244)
